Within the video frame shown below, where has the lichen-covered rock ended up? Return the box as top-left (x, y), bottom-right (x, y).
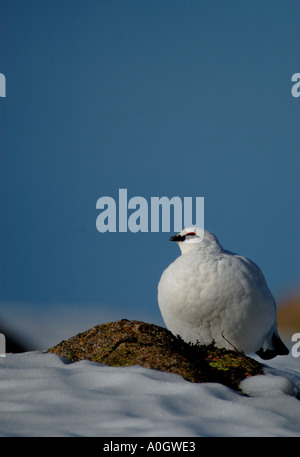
top-left (47, 319), bottom-right (263, 391)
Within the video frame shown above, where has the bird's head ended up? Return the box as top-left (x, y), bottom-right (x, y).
top-left (169, 227), bottom-right (221, 255)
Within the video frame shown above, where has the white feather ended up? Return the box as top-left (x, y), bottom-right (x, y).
top-left (158, 228), bottom-right (288, 358)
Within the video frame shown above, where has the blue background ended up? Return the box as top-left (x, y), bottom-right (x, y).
top-left (1, 0), bottom-right (299, 348)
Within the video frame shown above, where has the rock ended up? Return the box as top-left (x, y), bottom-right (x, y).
top-left (47, 319), bottom-right (263, 391)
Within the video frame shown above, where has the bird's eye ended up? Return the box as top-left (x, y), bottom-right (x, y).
top-left (186, 232), bottom-right (196, 236)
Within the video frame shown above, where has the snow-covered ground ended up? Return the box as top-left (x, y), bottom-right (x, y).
top-left (0, 349), bottom-right (299, 437)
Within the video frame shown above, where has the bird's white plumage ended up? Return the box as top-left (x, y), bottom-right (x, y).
top-left (158, 227), bottom-right (288, 358)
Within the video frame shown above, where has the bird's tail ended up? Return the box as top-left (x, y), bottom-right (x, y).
top-left (256, 332), bottom-right (289, 360)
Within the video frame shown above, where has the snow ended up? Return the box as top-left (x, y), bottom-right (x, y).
top-left (0, 350), bottom-right (299, 437)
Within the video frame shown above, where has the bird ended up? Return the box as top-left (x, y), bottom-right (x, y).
top-left (158, 227), bottom-right (289, 360)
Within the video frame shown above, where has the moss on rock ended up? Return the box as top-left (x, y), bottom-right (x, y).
top-left (47, 319), bottom-right (263, 391)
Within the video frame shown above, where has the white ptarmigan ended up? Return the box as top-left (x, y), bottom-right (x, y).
top-left (158, 227), bottom-right (289, 360)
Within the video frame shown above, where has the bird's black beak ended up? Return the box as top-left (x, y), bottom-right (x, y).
top-left (169, 234), bottom-right (185, 242)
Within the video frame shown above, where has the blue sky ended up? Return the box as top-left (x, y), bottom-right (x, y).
top-left (1, 1), bottom-right (299, 348)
